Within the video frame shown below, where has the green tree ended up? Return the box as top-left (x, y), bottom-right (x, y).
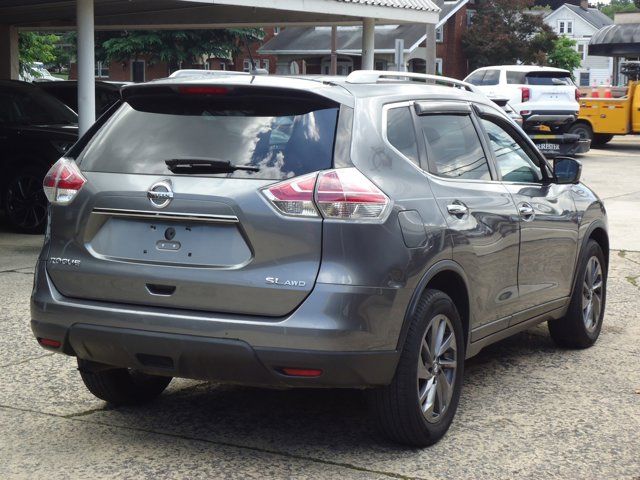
top-left (100, 29), bottom-right (263, 74)
top-left (597, 0), bottom-right (637, 19)
top-left (18, 31), bottom-right (60, 77)
top-left (462, 0), bottom-right (557, 70)
top-left (547, 36), bottom-right (582, 76)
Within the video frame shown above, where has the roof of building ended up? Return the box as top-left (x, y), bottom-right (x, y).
top-left (337, 0), bottom-right (439, 12)
top-left (0, 0), bottom-right (441, 28)
top-left (550, 4), bottom-right (613, 30)
top-left (259, 0), bottom-right (468, 55)
top-left (589, 23), bottom-right (640, 57)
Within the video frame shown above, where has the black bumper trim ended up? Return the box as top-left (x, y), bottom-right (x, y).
top-left (34, 322), bottom-right (399, 388)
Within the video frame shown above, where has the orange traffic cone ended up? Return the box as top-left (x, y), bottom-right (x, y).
top-left (604, 86), bottom-right (612, 98)
top-left (591, 86), bottom-right (599, 98)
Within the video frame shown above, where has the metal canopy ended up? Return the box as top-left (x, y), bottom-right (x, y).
top-left (0, 0), bottom-right (440, 29)
top-left (0, 0), bottom-right (440, 134)
top-left (589, 23), bottom-right (640, 57)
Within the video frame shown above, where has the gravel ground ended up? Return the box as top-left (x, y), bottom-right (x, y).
top-left (0, 140), bottom-right (638, 479)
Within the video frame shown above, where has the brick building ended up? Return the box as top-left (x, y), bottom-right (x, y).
top-left (70, 28), bottom-right (279, 82)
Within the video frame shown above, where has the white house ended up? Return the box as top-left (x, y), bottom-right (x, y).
top-left (543, 1), bottom-right (613, 86)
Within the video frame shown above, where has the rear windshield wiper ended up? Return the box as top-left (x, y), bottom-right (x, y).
top-left (165, 158), bottom-right (260, 174)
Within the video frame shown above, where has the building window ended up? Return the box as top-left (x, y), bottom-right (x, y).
top-left (375, 59), bottom-right (388, 71)
top-left (579, 72), bottom-right (590, 87)
top-left (262, 59), bottom-right (270, 72)
top-left (320, 56), bottom-right (353, 76)
top-left (577, 43), bottom-right (587, 61)
top-left (274, 27), bottom-right (281, 35)
top-left (131, 60), bottom-right (145, 83)
top-left (220, 62), bottom-right (226, 71)
top-left (558, 20), bottom-right (573, 35)
top-left (466, 10), bottom-right (476, 27)
top-left (435, 26), bottom-right (443, 43)
top-left (243, 59), bottom-right (260, 72)
top-left (435, 58), bottom-right (443, 75)
top-left (94, 61), bottom-right (109, 78)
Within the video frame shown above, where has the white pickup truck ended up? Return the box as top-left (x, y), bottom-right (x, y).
top-left (464, 65), bottom-right (580, 130)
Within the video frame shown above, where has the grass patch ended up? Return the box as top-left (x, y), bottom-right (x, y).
top-left (626, 275), bottom-right (639, 288)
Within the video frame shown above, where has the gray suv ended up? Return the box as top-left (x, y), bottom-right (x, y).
top-left (31, 72), bottom-right (608, 447)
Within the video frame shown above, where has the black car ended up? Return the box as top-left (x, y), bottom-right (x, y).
top-left (0, 80), bottom-right (78, 233)
top-left (37, 80), bottom-right (124, 117)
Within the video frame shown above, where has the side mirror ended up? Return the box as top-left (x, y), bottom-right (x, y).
top-left (553, 157), bottom-right (582, 184)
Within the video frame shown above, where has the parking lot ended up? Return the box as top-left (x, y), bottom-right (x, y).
top-left (1, 140), bottom-right (639, 479)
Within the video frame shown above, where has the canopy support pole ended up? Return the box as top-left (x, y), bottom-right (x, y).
top-left (77, 0), bottom-right (96, 135)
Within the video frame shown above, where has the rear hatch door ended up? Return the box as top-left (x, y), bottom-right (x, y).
top-left (526, 71), bottom-right (577, 108)
top-left (46, 83), bottom-right (341, 317)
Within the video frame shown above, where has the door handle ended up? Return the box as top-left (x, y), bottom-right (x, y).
top-left (447, 202), bottom-right (468, 218)
top-left (518, 203), bottom-right (535, 221)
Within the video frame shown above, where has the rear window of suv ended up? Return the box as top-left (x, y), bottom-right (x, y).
top-left (77, 89), bottom-right (340, 180)
top-left (506, 71), bottom-right (573, 86)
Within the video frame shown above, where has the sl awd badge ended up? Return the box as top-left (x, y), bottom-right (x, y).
top-left (266, 277), bottom-right (307, 287)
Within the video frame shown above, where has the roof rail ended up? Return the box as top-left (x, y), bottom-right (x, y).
top-left (345, 70), bottom-right (477, 92)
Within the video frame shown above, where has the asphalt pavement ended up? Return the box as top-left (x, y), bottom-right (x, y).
top-left (0, 139), bottom-right (638, 479)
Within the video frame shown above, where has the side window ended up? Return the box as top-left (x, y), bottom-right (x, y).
top-left (480, 118), bottom-right (543, 183)
top-left (506, 71), bottom-right (526, 85)
top-left (482, 69), bottom-right (500, 86)
top-left (419, 114), bottom-right (491, 181)
top-left (465, 70), bottom-right (485, 86)
top-left (386, 106), bottom-right (419, 166)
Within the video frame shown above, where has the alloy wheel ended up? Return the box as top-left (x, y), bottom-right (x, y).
top-left (582, 256), bottom-right (603, 332)
top-left (6, 173), bottom-right (48, 231)
top-left (417, 314), bottom-right (457, 423)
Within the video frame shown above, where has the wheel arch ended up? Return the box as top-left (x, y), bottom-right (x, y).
top-left (570, 221), bottom-right (610, 299)
top-left (398, 260), bottom-right (471, 355)
top-left (567, 119), bottom-right (594, 136)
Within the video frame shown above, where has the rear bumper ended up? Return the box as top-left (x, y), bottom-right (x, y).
top-left (31, 261), bottom-right (405, 387)
top-left (522, 111), bottom-right (577, 126)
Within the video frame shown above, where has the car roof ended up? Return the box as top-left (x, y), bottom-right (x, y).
top-left (0, 79), bottom-right (38, 90)
top-left (472, 65), bottom-right (570, 74)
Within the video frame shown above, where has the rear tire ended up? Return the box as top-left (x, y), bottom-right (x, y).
top-left (567, 122), bottom-right (594, 143)
top-left (592, 134), bottom-right (614, 146)
top-left (369, 289), bottom-right (464, 447)
top-left (78, 359), bottom-right (172, 405)
top-left (548, 240), bottom-right (606, 348)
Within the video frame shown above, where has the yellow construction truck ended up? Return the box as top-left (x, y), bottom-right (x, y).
top-left (567, 63), bottom-right (640, 146)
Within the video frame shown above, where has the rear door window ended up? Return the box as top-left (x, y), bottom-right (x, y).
top-left (78, 90), bottom-right (339, 180)
top-left (418, 114), bottom-right (491, 180)
top-left (506, 71), bottom-right (527, 84)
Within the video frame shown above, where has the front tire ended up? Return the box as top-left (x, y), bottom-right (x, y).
top-left (369, 289), bottom-right (464, 447)
top-left (4, 166), bottom-right (49, 234)
top-left (78, 359), bottom-right (172, 405)
top-left (592, 133), bottom-right (614, 146)
top-left (548, 240), bottom-right (606, 348)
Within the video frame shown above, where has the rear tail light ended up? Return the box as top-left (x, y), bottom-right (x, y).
top-left (315, 168), bottom-right (389, 220)
top-left (262, 168), bottom-right (390, 222)
top-left (37, 338), bottom-right (61, 349)
top-left (262, 172), bottom-right (318, 217)
top-left (519, 87), bottom-right (530, 103)
top-left (43, 158), bottom-right (86, 205)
